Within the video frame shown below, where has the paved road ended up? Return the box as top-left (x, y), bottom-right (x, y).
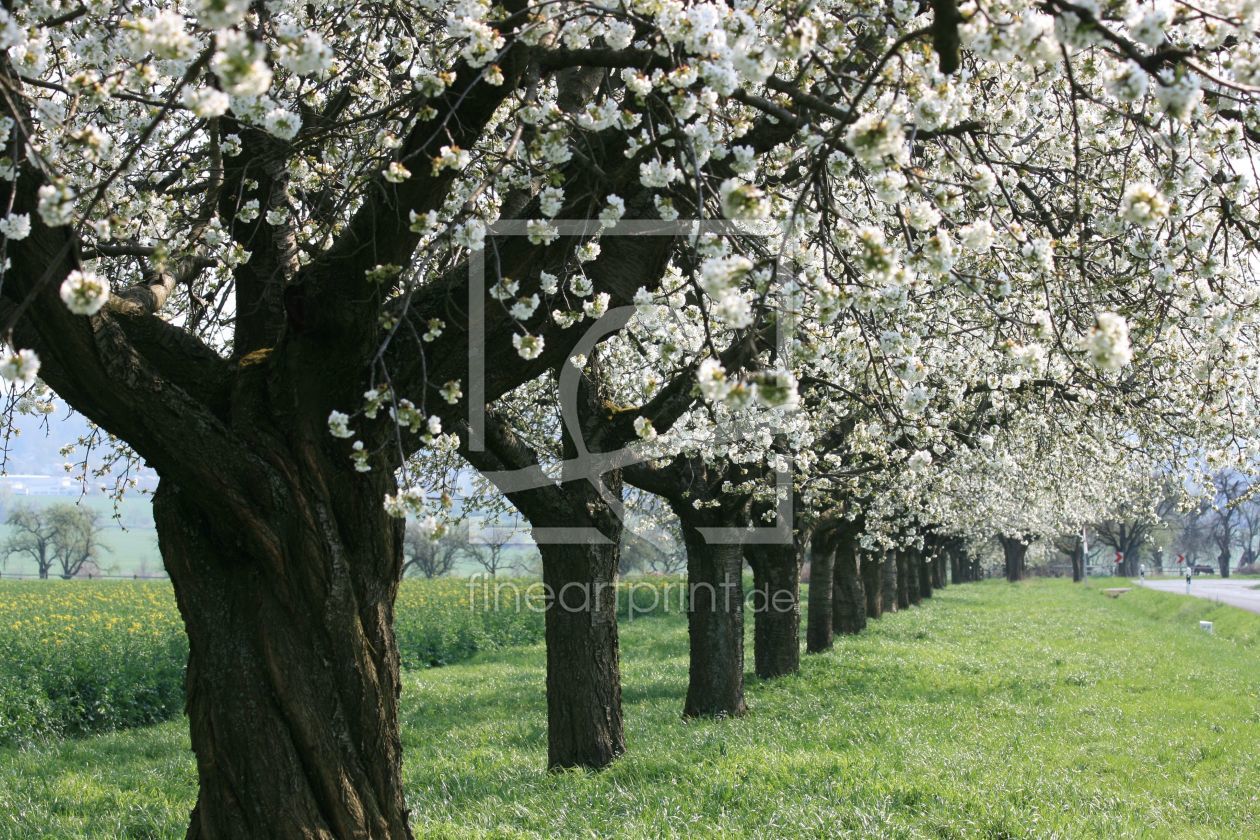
top-left (1141, 577), bottom-right (1260, 614)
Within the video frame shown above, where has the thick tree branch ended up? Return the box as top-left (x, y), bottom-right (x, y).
top-left (457, 412), bottom-right (571, 525)
top-left (216, 122), bottom-right (296, 356)
top-left (598, 320), bottom-right (773, 449)
top-left (291, 2), bottom-right (532, 357)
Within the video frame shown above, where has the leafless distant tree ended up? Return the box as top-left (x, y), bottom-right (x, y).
top-left (1053, 531), bottom-right (1086, 582)
top-left (1173, 497), bottom-right (1214, 567)
top-left (625, 527), bottom-right (686, 575)
top-left (402, 521), bottom-right (472, 579)
top-left (1208, 472), bottom-right (1250, 578)
top-left (3, 503), bottom-right (57, 578)
top-left (1094, 496), bottom-right (1177, 577)
top-left (48, 504), bottom-right (108, 579)
top-left (2, 502), bottom-right (108, 578)
top-left (469, 521), bottom-right (518, 578)
top-left (1234, 495), bottom-right (1260, 569)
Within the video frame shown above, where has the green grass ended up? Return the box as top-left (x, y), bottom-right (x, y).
top-left (1, 580), bottom-right (1258, 838)
top-left (1117, 585), bottom-right (1260, 647)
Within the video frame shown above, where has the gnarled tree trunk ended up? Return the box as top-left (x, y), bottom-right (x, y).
top-left (1001, 536), bottom-right (1029, 582)
top-left (882, 550), bottom-right (899, 612)
top-left (155, 458), bottom-right (411, 840)
top-left (626, 457), bottom-right (752, 719)
top-left (676, 511), bottom-right (748, 717)
top-left (747, 542), bottom-right (801, 679)
top-left (918, 550), bottom-right (934, 600)
top-left (537, 540), bottom-right (624, 768)
top-left (907, 552), bottom-right (923, 607)
top-left (463, 391), bottom-right (628, 769)
top-left (832, 528), bottom-right (866, 635)
top-left (806, 529), bottom-right (837, 653)
top-left (1218, 548), bottom-right (1231, 578)
top-left (862, 553), bottom-right (883, 619)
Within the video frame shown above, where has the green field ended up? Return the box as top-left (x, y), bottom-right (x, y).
top-left (1, 580), bottom-right (1257, 838)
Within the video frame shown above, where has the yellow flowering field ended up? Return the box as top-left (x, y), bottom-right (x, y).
top-left (1, 577), bottom-right (678, 743)
top-left (0, 581), bottom-right (186, 744)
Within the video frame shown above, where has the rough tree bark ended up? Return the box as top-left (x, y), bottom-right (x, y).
top-left (907, 551), bottom-right (923, 607)
top-left (5, 182), bottom-right (424, 836)
top-left (460, 364), bottom-right (629, 769)
top-left (918, 548), bottom-right (934, 600)
top-left (882, 550), bottom-right (899, 612)
top-left (895, 551), bottom-right (911, 610)
top-left (746, 537), bottom-right (803, 679)
top-left (1071, 542), bottom-right (1085, 582)
top-left (626, 457), bottom-right (753, 719)
top-left (806, 527), bottom-right (838, 653)
top-left (862, 553), bottom-right (883, 619)
top-left (675, 506), bottom-right (749, 717)
top-left (1218, 548), bottom-right (1232, 578)
top-left (154, 466), bottom-right (411, 840)
top-left (1001, 536), bottom-right (1029, 582)
top-left (831, 525), bottom-right (866, 635)
top-left (537, 540), bottom-right (624, 768)
top-left (949, 544), bottom-right (962, 584)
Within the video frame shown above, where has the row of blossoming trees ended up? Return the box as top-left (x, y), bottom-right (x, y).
top-left (2, 0), bottom-right (1258, 836)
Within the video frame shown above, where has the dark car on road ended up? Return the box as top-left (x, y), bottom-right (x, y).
top-left (1192, 564), bottom-right (1216, 575)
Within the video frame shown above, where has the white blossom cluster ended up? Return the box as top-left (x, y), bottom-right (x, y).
top-left (0, 0), bottom-right (1258, 548)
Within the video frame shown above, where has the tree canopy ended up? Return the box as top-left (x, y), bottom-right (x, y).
top-left (2, 0), bottom-right (1259, 835)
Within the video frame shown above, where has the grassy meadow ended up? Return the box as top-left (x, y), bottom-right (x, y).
top-left (0, 580), bottom-right (1257, 838)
